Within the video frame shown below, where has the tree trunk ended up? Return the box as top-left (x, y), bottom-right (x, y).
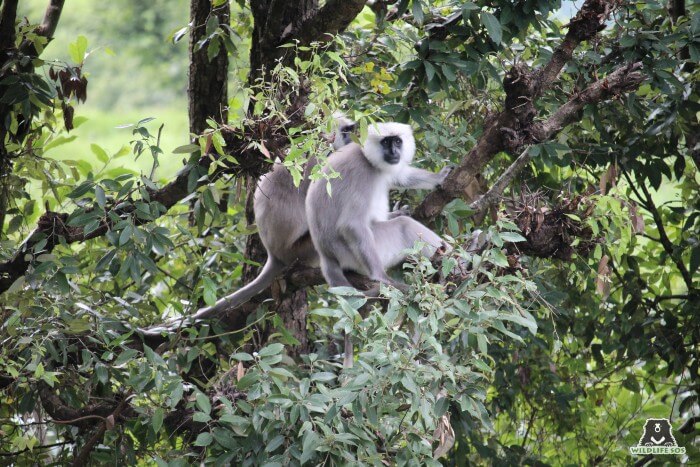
top-left (187, 0), bottom-right (230, 136)
top-left (241, 1), bottom-right (320, 355)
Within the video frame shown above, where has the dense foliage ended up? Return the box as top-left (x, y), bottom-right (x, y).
top-left (0, 0), bottom-right (698, 465)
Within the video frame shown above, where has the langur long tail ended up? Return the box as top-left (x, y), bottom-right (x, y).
top-left (192, 256), bottom-right (286, 321)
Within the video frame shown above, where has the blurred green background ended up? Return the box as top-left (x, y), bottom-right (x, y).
top-left (19, 0), bottom-right (191, 180)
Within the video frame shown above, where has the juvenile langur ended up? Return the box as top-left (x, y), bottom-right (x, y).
top-left (305, 122), bottom-right (450, 365)
top-left (200, 114), bottom-right (357, 316)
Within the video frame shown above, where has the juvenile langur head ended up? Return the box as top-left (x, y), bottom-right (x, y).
top-left (331, 112), bottom-right (357, 150)
top-left (362, 122), bottom-right (416, 171)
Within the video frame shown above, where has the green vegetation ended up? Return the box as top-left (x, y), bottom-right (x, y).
top-left (0, 0), bottom-right (698, 465)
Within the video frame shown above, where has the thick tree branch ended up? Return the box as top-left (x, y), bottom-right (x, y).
top-left (530, 62), bottom-right (644, 141)
top-left (470, 62), bottom-right (643, 216)
top-left (38, 383), bottom-right (129, 429)
top-left (188, 0), bottom-right (229, 135)
top-left (413, 0), bottom-right (632, 224)
top-left (532, 0), bottom-right (621, 97)
top-left (71, 394), bottom-right (131, 467)
top-left (0, 0), bottom-right (18, 52)
top-left (18, 0), bottom-right (66, 56)
top-left (141, 266), bottom-right (375, 345)
top-left (283, 0), bottom-right (367, 45)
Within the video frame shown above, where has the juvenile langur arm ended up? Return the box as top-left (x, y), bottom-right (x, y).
top-left (391, 166), bottom-right (452, 190)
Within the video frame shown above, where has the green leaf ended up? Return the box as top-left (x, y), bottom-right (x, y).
top-left (266, 434), bottom-right (285, 452)
top-left (119, 224), bottom-right (134, 246)
top-left (68, 181), bottom-right (94, 199)
top-left (95, 185), bottom-right (106, 208)
top-left (412, 0), bottom-right (424, 25)
top-left (258, 343), bottom-right (284, 357)
top-left (152, 408), bottom-right (164, 433)
top-left (173, 144), bottom-right (201, 154)
top-left (300, 431), bottom-right (321, 464)
top-left (91, 144), bottom-right (110, 164)
top-left (196, 392), bottom-right (211, 414)
top-left (488, 249), bottom-right (509, 268)
top-left (203, 277), bottom-right (217, 306)
top-left (499, 232), bottom-right (526, 243)
top-left (231, 352), bottom-right (254, 362)
top-left (194, 432), bottom-right (213, 447)
top-left (480, 12), bottom-right (502, 45)
top-left (69, 35), bottom-right (88, 63)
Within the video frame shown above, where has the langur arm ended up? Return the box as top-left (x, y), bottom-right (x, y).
top-left (391, 166), bottom-right (452, 190)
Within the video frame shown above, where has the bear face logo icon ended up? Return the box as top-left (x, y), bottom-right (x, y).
top-left (638, 418), bottom-right (677, 447)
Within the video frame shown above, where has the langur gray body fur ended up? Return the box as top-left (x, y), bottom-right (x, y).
top-left (200, 115), bottom-right (357, 315)
top-left (306, 122), bottom-right (450, 291)
top-left (305, 122), bottom-right (450, 367)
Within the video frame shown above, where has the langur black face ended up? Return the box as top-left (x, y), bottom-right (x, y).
top-left (339, 123), bottom-right (357, 147)
top-left (381, 136), bottom-right (402, 164)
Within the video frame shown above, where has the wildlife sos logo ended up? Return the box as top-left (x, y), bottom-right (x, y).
top-left (629, 418), bottom-right (686, 456)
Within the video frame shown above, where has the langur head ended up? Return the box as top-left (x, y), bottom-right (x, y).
top-left (362, 122), bottom-right (416, 171)
top-left (331, 111), bottom-right (357, 150)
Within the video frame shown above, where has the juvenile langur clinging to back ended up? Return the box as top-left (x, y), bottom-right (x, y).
top-left (306, 122), bottom-right (450, 293)
top-left (198, 114), bottom-right (356, 317)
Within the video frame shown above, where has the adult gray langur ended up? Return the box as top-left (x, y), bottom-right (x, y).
top-left (306, 122), bottom-right (450, 289)
top-left (305, 122), bottom-right (450, 365)
top-left (198, 114), bottom-right (357, 317)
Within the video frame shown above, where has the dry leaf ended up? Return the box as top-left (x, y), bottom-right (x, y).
top-left (629, 202), bottom-right (645, 234)
top-left (433, 413), bottom-right (455, 459)
top-left (260, 141), bottom-right (271, 159)
top-left (105, 414), bottom-right (115, 430)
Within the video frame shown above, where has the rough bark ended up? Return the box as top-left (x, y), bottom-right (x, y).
top-left (188, 0), bottom-right (230, 135)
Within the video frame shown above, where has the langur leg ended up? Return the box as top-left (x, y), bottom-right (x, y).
top-left (319, 255), bottom-right (353, 287)
top-left (319, 256), bottom-right (355, 368)
top-left (372, 217), bottom-right (443, 269)
top-left (340, 224), bottom-right (404, 289)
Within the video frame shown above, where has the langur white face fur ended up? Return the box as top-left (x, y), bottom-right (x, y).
top-left (362, 122), bottom-right (417, 173)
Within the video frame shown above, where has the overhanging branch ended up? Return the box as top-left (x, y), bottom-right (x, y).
top-left (413, 0), bottom-right (632, 224)
top-left (283, 0), bottom-right (367, 45)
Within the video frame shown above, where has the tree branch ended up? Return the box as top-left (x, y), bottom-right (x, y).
top-left (0, 0), bottom-right (18, 53)
top-left (638, 178), bottom-right (694, 290)
top-left (71, 394), bottom-right (131, 467)
top-left (38, 383), bottom-right (128, 429)
top-left (469, 146), bottom-right (532, 213)
top-left (282, 0), bottom-right (367, 45)
top-left (413, 0), bottom-right (638, 224)
top-left (469, 62), bottom-right (643, 215)
top-left (141, 265), bottom-right (375, 344)
top-left (16, 0), bottom-right (66, 59)
top-left (530, 62), bottom-right (644, 141)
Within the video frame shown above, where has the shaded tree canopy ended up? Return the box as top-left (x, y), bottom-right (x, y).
top-left (0, 0), bottom-right (698, 464)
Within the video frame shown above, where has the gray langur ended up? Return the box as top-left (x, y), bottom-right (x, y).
top-left (305, 122), bottom-right (450, 367)
top-left (201, 114), bottom-right (357, 315)
top-left (306, 122), bottom-right (450, 292)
